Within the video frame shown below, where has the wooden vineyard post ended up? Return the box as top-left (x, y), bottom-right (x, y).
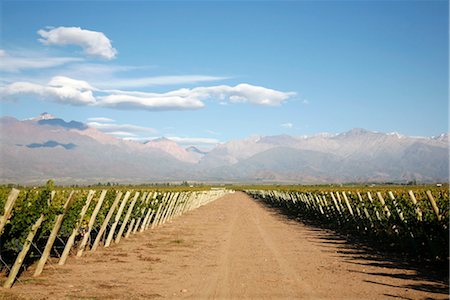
top-left (177, 193), bottom-right (191, 216)
top-left (130, 192), bottom-right (149, 235)
top-left (313, 194), bottom-right (325, 216)
top-left (143, 193), bottom-right (159, 231)
top-left (0, 188), bottom-right (20, 236)
top-left (91, 191), bottom-right (123, 252)
top-left (3, 214), bottom-right (45, 288)
top-left (334, 192), bottom-right (346, 213)
top-left (407, 190), bottom-right (423, 221)
top-left (155, 192), bottom-right (171, 226)
top-left (151, 193), bottom-right (169, 229)
top-left (367, 192), bottom-right (382, 221)
top-left (160, 192), bottom-right (176, 225)
top-left (58, 190), bottom-right (96, 265)
top-left (169, 193), bottom-right (182, 220)
top-left (4, 189), bottom-right (56, 286)
top-left (426, 190), bottom-right (441, 221)
top-left (169, 193), bottom-right (184, 221)
top-left (186, 192), bottom-right (197, 212)
top-left (297, 193), bottom-right (307, 212)
top-left (192, 192), bottom-right (201, 210)
top-left (184, 192), bottom-right (194, 213)
top-left (132, 216), bottom-right (142, 234)
top-left (320, 194), bottom-right (333, 219)
top-left (76, 190), bottom-right (107, 256)
top-left (329, 192), bottom-right (342, 216)
top-left (198, 192), bottom-right (206, 208)
top-left (190, 192), bottom-right (198, 210)
top-left (376, 192), bottom-right (392, 218)
top-left (193, 192), bottom-right (202, 210)
top-left (161, 193), bottom-right (179, 224)
top-left (154, 192), bottom-right (171, 227)
top-left (140, 208), bottom-right (153, 232)
top-left (170, 192), bottom-right (183, 220)
top-left (129, 192), bottom-right (148, 235)
top-left (341, 192), bottom-right (355, 217)
top-left (299, 193), bottom-right (309, 210)
top-left (141, 194), bottom-right (157, 232)
top-left (33, 191), bottom-right (75, 277)
top-left (187, 192), bottom-right (196, 212)
top-left (105, 191), bottom-right (131, 247)
top-left (388, 191), bottom-right (405, 222)
top-left (115, 192), bottom-right (140, 244)
top-left (163, 193), bottom-right (178, 224)
top-left (124, 219), bottom-right (135, 238)
top-left (348, 192), bottom-right (362, 218)
top-left (357, 192), bottom-right (373, 225)
top-left (177, 193), bottom-right (190, 217)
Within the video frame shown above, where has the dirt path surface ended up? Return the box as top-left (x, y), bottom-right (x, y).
top-left (2, 192), bottom-right (448, 299)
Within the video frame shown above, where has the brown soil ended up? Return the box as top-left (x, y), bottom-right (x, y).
top-left (1, 192), bottom-right (448, 299)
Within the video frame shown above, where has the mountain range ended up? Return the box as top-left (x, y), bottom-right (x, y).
top-left (0, 113), bottom-right (448, 184)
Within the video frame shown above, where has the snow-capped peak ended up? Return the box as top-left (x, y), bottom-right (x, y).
top-left (29, 112), bottom-right (56, 121)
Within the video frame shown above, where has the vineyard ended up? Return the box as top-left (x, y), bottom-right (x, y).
top-left (1, 182), bottom-right (448, 296)
top-left (245, 186), bottom-right (449, 262)
top-left (0, 182), bottom-right (231, 288)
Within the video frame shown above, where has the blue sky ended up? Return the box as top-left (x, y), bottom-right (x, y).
top-left (1, 1), bottom-right (448, 147)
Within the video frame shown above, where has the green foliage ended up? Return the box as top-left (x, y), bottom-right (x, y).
top-left (0, 185), bottom-right (223, 280)
top-left (247, 187), bottom-right (449, 261)
top-left (2, 188), bottom-right (50, 252)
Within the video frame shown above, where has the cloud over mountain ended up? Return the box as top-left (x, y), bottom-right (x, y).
top-left (1, 76), bottom-right (295, 111)
top-left (87, 121), bottom-right (156, 135)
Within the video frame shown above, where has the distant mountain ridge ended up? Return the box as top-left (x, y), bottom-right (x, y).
top-left (0, 114), bottom-right (448, 184)
top-left (32, 112), bottom-right (88, 130)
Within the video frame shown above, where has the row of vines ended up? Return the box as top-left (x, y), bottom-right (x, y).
top-left (245, 187), bottom-right (449, 261)
top-left (0, 182), bottom-right (231, 288)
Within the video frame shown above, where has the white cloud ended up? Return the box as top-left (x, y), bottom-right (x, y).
top-left (105, 83), bottom-right (295, 108)
top-left (38, 26), bottom-right (117, 60)
top-left (191, 83), bottom-right (296, 106)
top-left (281, 123), bottom-right (293, 128)
top-left (87, 121), bottom-right (156, 134)
top-left (122, 136), bottom-right (157, 142)
top-left (1, 76), bottom-right (295, 111)
top-left (48, 76), bottom-right (96, 91)
top-left (0, 49), bottom-right (83, 72)
top-left (96, 93), bottom-right (205, 111)
top-left (87, 117), bottom-right (115, 122)
top-left (107, 131), bottom-right (138, 137)
top-left (124, 136), bottom-right (220, 148)
top-left (1, 76), bottom-right (96, 105)
top-left (302, 99), bottom-right (310, 105)
top-left (165, 136), bottom-right (220, 145)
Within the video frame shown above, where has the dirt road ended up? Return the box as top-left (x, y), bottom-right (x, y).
top-left (2, 192), bottom-right (448, 299)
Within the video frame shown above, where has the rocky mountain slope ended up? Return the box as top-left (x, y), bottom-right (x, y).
top-left (0, 114), bottom-right (447, 184)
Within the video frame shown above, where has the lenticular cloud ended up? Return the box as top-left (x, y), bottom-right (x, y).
top-left (1, 75), bottom-right (295, 111)
top-left (38, 27), bottom-right (117, 60)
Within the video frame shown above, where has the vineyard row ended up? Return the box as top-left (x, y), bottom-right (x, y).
top-left (245, 189), bottom-right (449, 261)
top-left (0, 187), bottom-right (231, 288)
